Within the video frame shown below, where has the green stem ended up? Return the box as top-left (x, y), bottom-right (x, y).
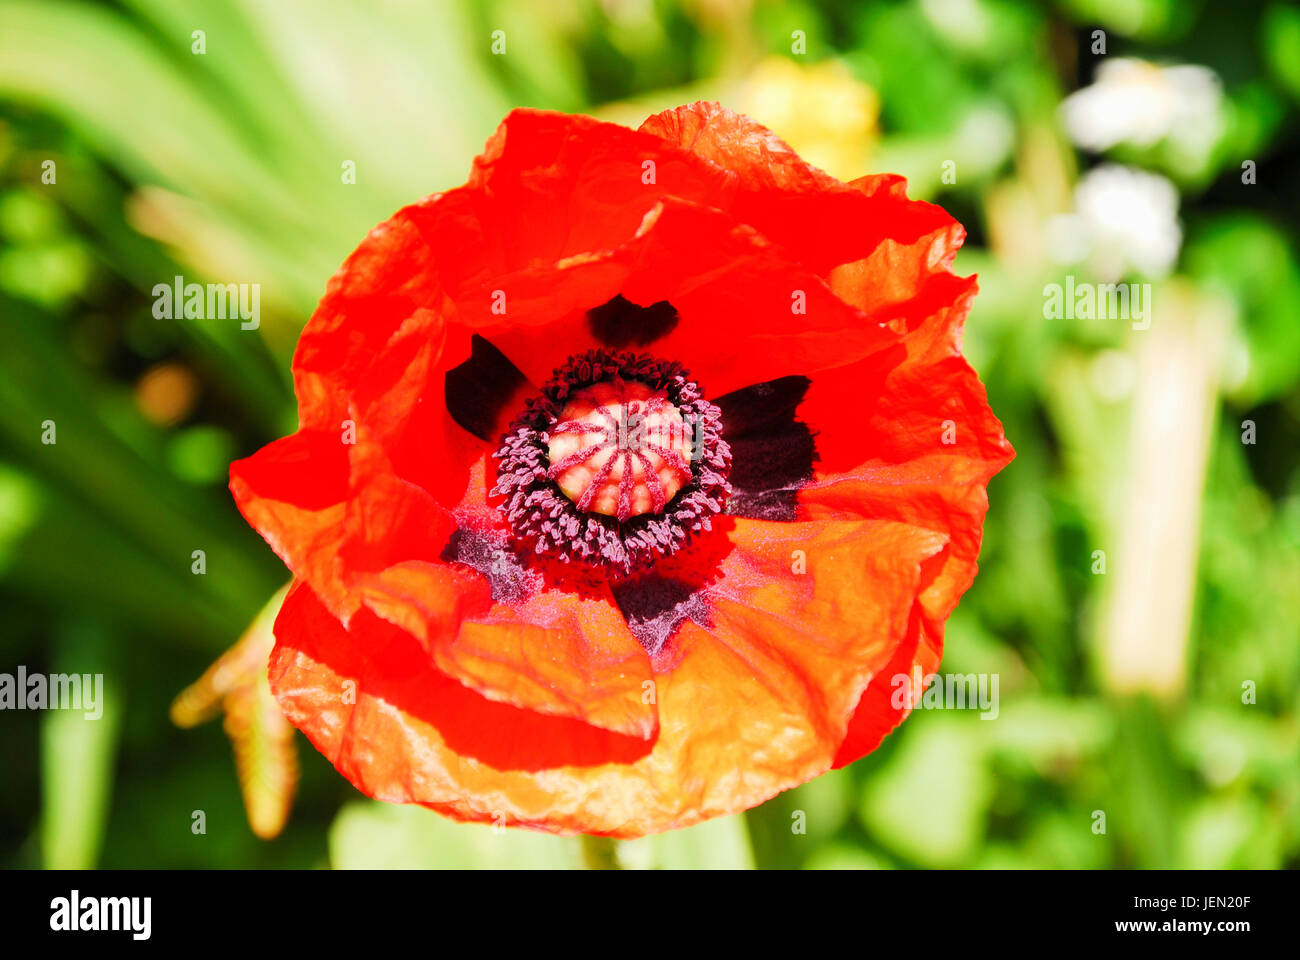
top-left (581, 834), bottom-right (621, 870)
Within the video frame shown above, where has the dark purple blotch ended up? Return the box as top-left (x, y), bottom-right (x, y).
top-left (610, 575), bottom-right (711, 656)
top-left (440, 525), bottom-right (541, 605)
top-left (714, 375), bottom-right (816, 521)
top-left (586, 295), bottom-right (679, 348)
top-left (444, 334), bottom-right (530, 442)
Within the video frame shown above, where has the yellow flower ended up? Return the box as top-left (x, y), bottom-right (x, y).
top-left (739, 57), bottom-right (879, 181)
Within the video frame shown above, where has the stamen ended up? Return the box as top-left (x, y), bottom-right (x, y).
top-left (491, 348), bottom-right (732, 577)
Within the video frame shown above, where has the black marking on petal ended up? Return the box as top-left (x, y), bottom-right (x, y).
top-left (715, 376), bottom-right (816, 522)
top-left (610, 575), bottom-right (709, 656)
top-left (440, 525), bottom-right (540, 604)
top-left (444, 334), bottom-right (530, 442)
top-left (586, 295), bottom-right (679, 348)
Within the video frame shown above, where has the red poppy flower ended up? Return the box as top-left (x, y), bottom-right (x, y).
top-left (230, 101), bottom-right (1013, 837)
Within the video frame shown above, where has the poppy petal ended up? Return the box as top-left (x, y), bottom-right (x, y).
top-left (799, 277), bottom-right (1013, 767)
top-left (229, 429), bottom-right (355, 620)
top-left (272, 582), bottom-right (654, 777)
top-left (639, 101), bottom-right (955, 275)
top-left (269, 514), bottom-right (942, 837)
top-left (457, 196), bottom-right (897, 397)
top-left (357, 555), bottom-right (659, 741)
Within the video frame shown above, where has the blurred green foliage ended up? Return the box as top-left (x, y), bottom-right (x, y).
top-left (1, 0), bottom-right (1297, 869)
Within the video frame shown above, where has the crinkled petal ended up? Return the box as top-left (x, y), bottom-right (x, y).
top-left (639, 102), bottom-right (955, 275)
top-left (229, 430), bottom-right (356, 619)
top-left (799, 258), bottom-right (1013, 767)
top-left (270, 514), bottom-right (942, 837)
top-left (357, 556), bottom-right (659, 741)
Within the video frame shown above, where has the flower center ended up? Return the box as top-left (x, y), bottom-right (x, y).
top-left (492, 348), bottom-right (732, 577)
top-left (547, 380), bottom-right (693, 521)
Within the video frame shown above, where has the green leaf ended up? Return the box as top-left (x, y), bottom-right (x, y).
top-left (1263, 3), bottom-right (1300, 102)
top-left (1185, 214), bottom-right (1300, 405)
top-left (40, 622), bottom-right (121, 869)
top-left (860, 716), bottom-right (993, 867)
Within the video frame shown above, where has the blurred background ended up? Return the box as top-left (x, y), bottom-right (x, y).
top-left (1, 0), bottom-right (1297, 869)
